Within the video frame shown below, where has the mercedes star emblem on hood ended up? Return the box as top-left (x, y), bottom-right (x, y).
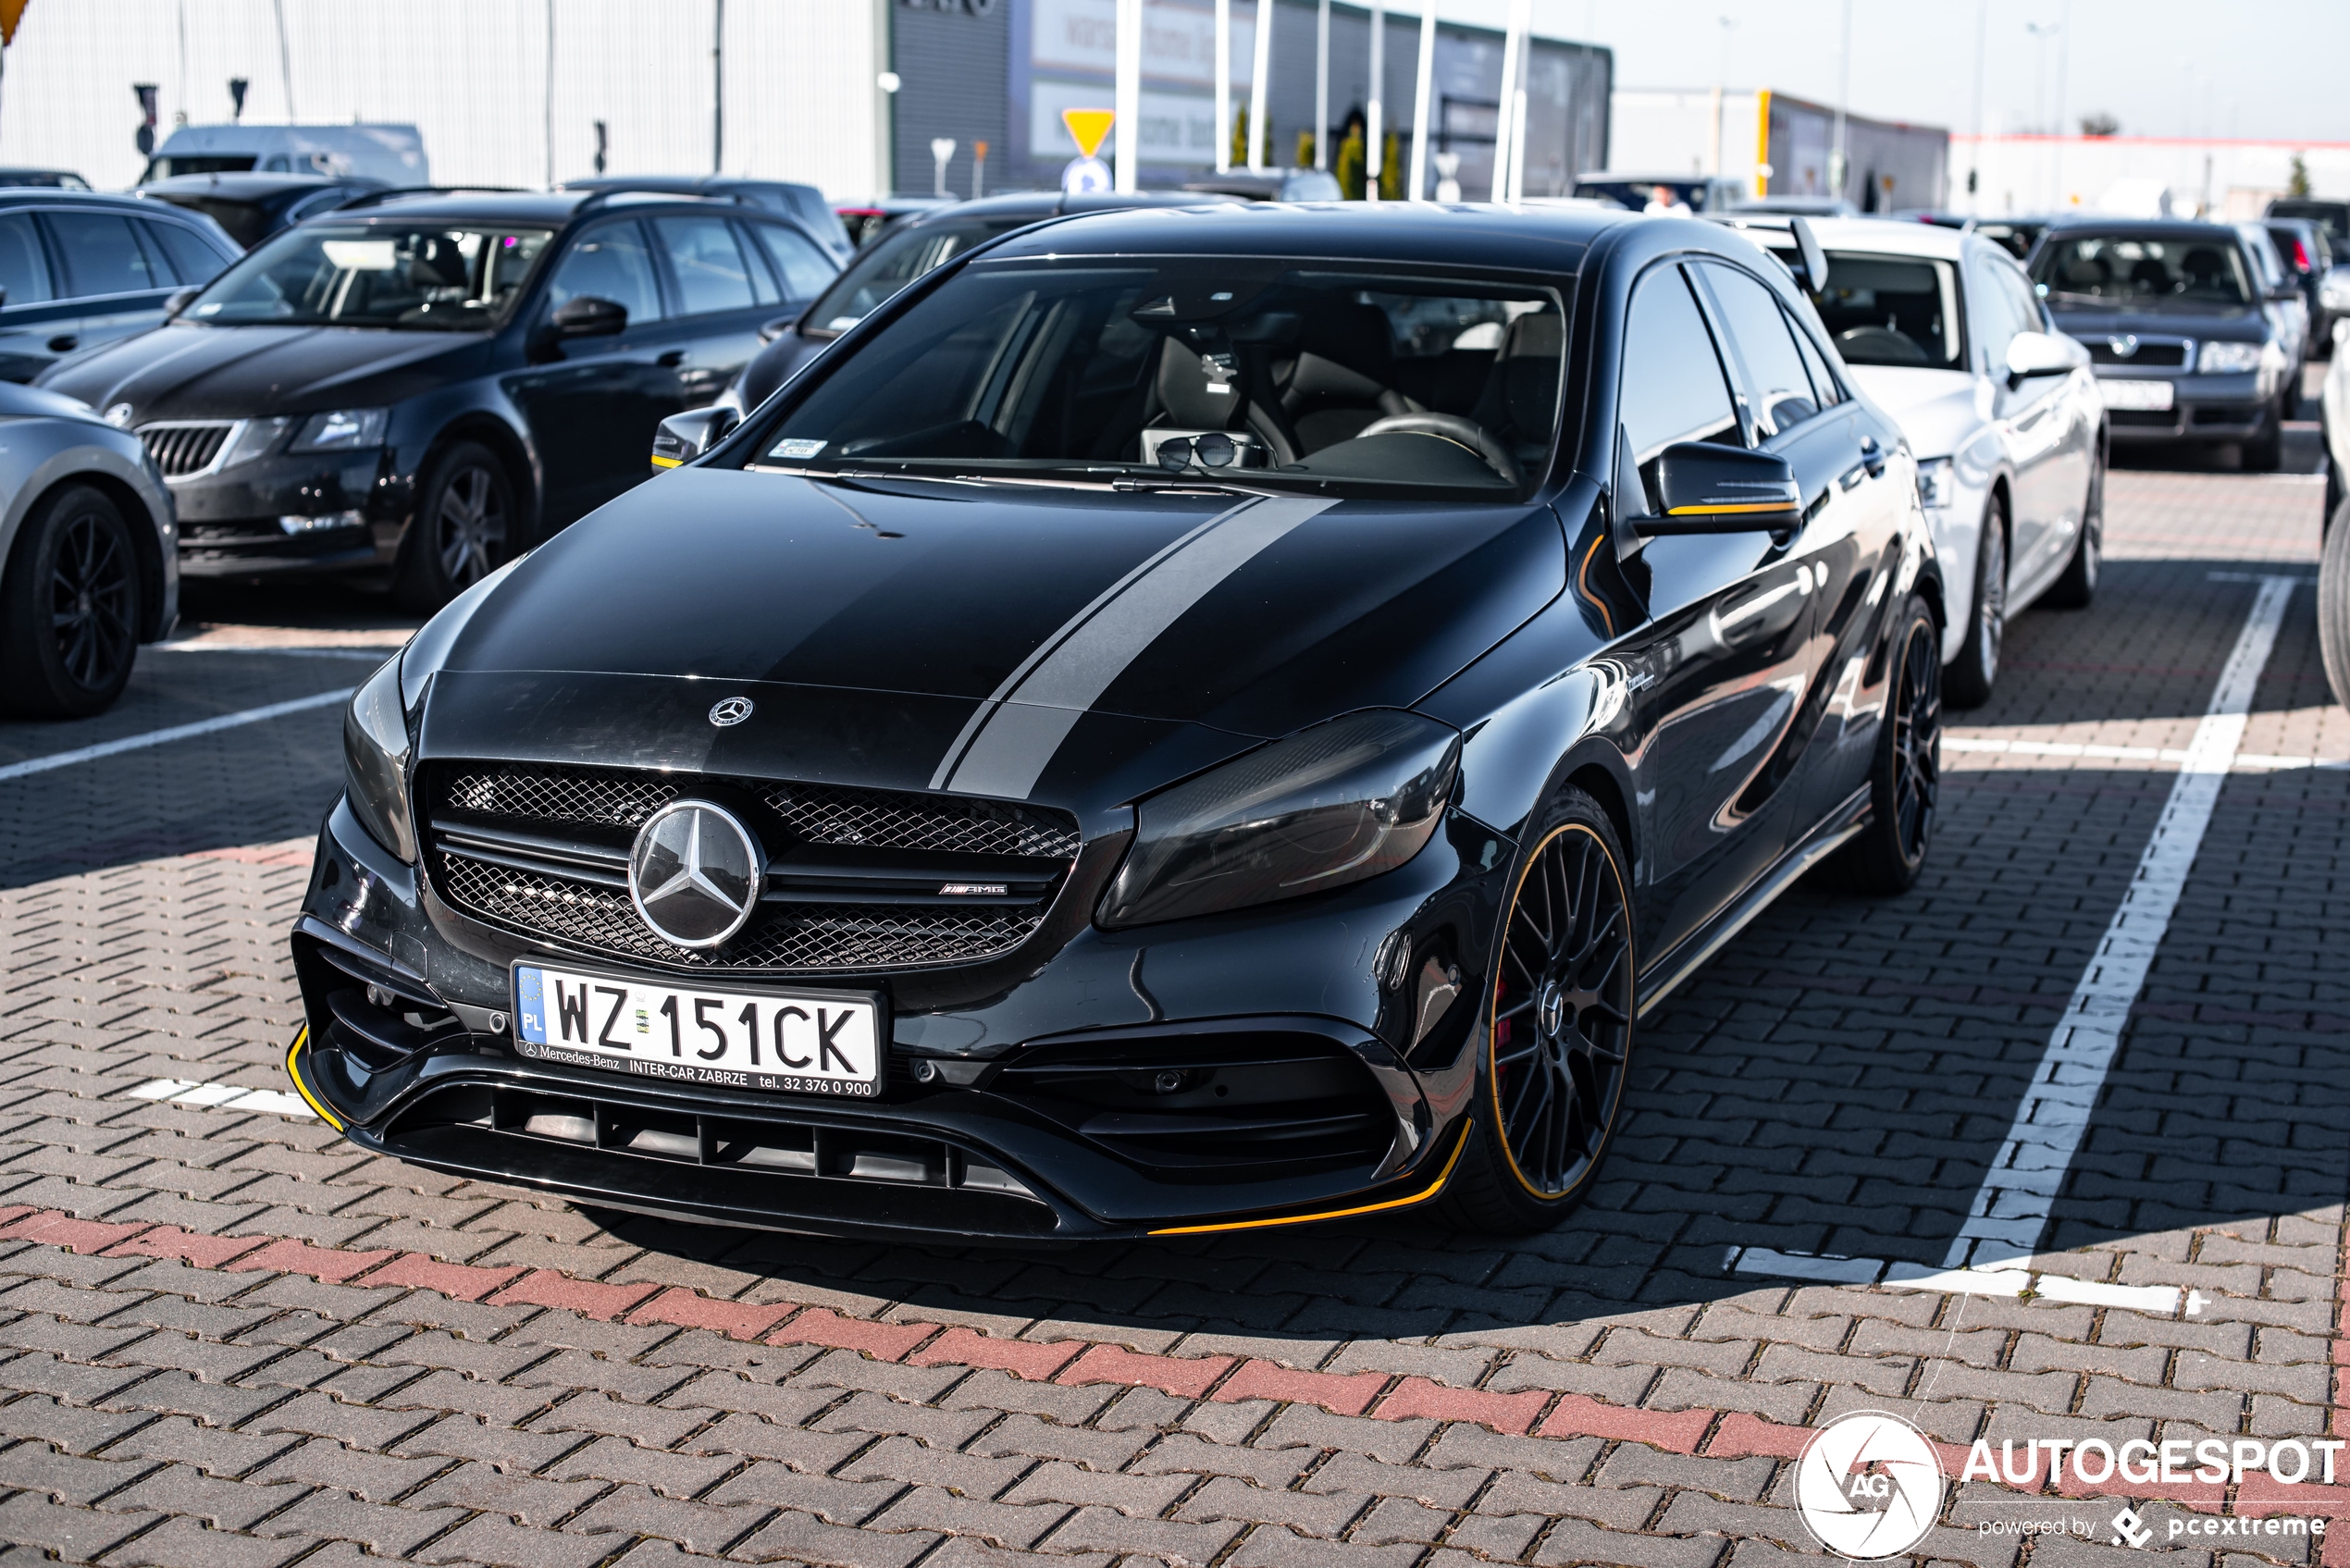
top-left (709, 697), bottom-right (754, 726)
top-left (628, 801), bottom-right (762, 949)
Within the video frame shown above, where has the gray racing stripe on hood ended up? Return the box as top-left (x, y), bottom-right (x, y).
top-left (934, 494), bottom-right (1338, 798)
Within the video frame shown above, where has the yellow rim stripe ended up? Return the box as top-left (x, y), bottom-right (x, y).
top-left (1664, 500), bottom-right (1796, 516)
top-left (1147, 1123), bottom-right (1470, 1236)
top-left (284, 1026), bottom-right (344, 1130)
top-left (649, 454), bottom-right (683, 469)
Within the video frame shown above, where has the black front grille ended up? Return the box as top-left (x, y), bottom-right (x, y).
top-left (2109, 409), bottom-right (2179, 427)
top-left (426, 761), bottom-right (1080, 974)
top-left (2085, 340), bottom-right (2189, 367)
top-left (139, 422), bottom-right (234, 476)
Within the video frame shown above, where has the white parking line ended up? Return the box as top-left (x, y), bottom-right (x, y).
top-left (125, 1077), bottom-right (315, 1118)
top-left (1731, 574), bottom-right (2297, 1317)
top-left (1944, 735), bottom-right (2347, 772)
top-left (0, 688), bottom-right (353, 784)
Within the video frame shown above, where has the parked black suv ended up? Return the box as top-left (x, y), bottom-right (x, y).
top-left (0, 190), bottom-right (241, 382)
top-left (36, 188), bottom-right (843, 608)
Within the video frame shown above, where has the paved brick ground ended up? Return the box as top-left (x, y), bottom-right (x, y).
top-left (0, 464), bottom-right (2343, 1567)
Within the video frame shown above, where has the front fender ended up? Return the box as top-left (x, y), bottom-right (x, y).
top-left (0, 420), bottom-right (176, 639)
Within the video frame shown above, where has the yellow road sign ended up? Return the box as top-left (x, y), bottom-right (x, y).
top-left (1061, 107), bottom-right (1115, 159)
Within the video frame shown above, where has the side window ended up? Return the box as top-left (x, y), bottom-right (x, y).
top-left (544, 220), bottom-right (663, 326)
top-left (142, 220), bottom-right (232, 285)
top-left (651, 216), bottom-right (756, 316)
top-left (1696, 261), bottom-right (1821, 438)
top-left (1968, 258), bottom-right (2031, 376)
top-left (1789, 312), bottom-right (1845, 408)
top-left (45, 211), bottom-right (166, 297)
top-left (750, 221), bottom-right (837, 302)
top-left (1618, 264), bottom-right (1741, 512)
top-left (1998, 265), bottom-right (2047, 336)
top-left (0, 212), bottom-right (53, 304)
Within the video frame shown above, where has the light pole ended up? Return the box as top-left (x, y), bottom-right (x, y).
top-left (1828, 0), bottom-right (1849, 204)
top-left (2026, 18), bottom-right (2058, 210)
top-left (1367, 0), bottom-right (1385, 199)
top-left (1408, 0), bottom-right (1435, 203)
top-left (1248, 0), bottom-right (1272, 171)
top-left (1712, 15), bottom-right (1736, 179)
top-left (1968, 0), bottom-right (1986, 212)
top-left (1215, 0), bottom-right (1231, 174)
top-left (1315, 0), bottom-right (1330, 169)
top-left (1114, 0), bottom-right (1141, 191)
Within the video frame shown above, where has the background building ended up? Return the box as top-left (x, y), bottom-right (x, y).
top-left (1610, 86), bottom-right (1947, 211)
top-left (1949, 133), bottom-right (2350, 218)
top-left (0, 0), bottom-right (1605, 204)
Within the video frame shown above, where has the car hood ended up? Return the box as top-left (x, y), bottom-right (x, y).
top-left (1843, 366), bottom-right (1983, 462)
top-left (34, 323), bottom-right (491, 421)
top-left (417, 467), bottom-right (1566, 815)
top-left (2042, 301), bottom-right (2267, 343)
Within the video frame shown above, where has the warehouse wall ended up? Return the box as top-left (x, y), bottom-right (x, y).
top-left (0, 0), bottom-right (884, 198)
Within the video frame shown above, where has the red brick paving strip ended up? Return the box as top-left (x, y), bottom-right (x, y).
top-left (0, 1196), bottom-right (2343, 1529)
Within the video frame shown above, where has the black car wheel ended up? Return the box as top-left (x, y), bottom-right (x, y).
top-left (2046, 427), bottom-right (2105, 610)
top-left (396, 441), bottom-right (512, 611)
top-left (1945, 497), bottom-right (2006, 708)
top-left (0, 482), bottom-right (142, 719)
top-left (1829, 597), bottom-right (1942, 895)
top-left (2243, 413), bottom-right (2284, 473)
top-left (1441, 786), bottom-right (1635, 1234)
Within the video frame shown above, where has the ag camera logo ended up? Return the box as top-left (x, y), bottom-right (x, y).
top-left (1797, 1411), bottom-right (1944, 1560)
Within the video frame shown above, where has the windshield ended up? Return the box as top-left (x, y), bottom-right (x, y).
top-left (185, 222), bottom-right (553, 329)
top-left (2030, 233), bottom-right (2252, 308)
top-left (799, 216), bottom-right (1032, 339)
top-left (2269, 200), bottom-right (2350, 244)
top-left (1812, 253), bottom-right (1963, 368)
top-left (756, 258), bottom-right (1563, 500)
top-left (155, 194), bottom-right (275, 250)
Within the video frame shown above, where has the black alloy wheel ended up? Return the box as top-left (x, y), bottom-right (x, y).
top-left (0, 482), bottom-right (142, 719)
top-left (395, 440), bottom-right (513, 611)
top-left (2047, 428), bottom-right (2105, 609)
top-left (1945, 499), bottom-right (2005, 707)
top-left (1441, 788), bottom-right (1636, 1233)
top-left (1829, 596), bottom-right (1943, 895)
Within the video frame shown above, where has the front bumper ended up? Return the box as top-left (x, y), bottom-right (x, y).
top-left (2097, 373), bottom-right (2271, 444)
top-left (290, 795), bottom-right (1503, 1242)
top-left (168, 446), bottom-right (402, 576)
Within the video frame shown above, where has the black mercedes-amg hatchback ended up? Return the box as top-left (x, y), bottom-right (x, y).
top-left (287, 203), bottom-right (1944, 1241)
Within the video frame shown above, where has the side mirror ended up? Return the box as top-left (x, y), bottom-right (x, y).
top-left (2004, 329), bottom-right (2084, 383)
top-left (551, 295), bottom-right (628, 338)
top-left (756, 312), bottom-right (800, 345)
top-left (650, 406), bottom-right (738, 471)
top-left (1786, 216), bottom-right (1831, 293)
top-left (162, 287), bottom-right (199, 319)
top-left (1635, 442), bottom-right (1802, 536)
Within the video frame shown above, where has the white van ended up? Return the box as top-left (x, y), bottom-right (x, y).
top-left (142, 124), bottom-right (427, 186)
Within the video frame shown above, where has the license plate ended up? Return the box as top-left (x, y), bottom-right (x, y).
top-left (513, 962), bottom-right (884, 1096)
top-left (2096, 377), bottom-right (2174, 411)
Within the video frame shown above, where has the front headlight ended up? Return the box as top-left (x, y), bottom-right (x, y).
top-left (2197, 340), bottom-right (2263, 375)
top-left (343, 654), bottom-right (415, 862)
top-left (1099, 710), bottom-right (1461, 929)
top-left (2323, 272), bottom-right (2350, 315)
top-left (291, 407), bottom-right (389, 453)
top-left (1915, 457), bottom-right (1955, 511)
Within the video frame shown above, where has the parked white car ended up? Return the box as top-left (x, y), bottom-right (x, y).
top-left (1728, 217), bottom-right (2106, 704)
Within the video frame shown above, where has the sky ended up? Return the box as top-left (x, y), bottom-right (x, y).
top-left (1438, 0), bottom-right (2350, 145)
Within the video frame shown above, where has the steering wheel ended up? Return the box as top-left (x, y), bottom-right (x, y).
top-left (1354, 414), bottom-right (1522, 487)
top-left (1833, 325), bottom-right (1929, 366)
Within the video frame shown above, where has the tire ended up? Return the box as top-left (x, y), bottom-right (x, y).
top-left (1827, 596), bottom-right (1942, 896)
top-left (2319, 493), bottom-right (2350, 710)
top-left (2243, 414), bottom-right (2284, 473)
top-left (394, 440), bottom-right (513, 613)
top-left (1943, 496), bottom-right (2006, 708)
top-left (1439, 785), bottom-right (1637, 1235)
top-left (2045, 427), bottom-right (2105, 610)
top-left (0, 482), bottom-right (142, 719)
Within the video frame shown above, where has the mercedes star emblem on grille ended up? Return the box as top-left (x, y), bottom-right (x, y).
top-left (627, 801), bottom-right (762, 948)
top-left (2107, 334), bottom-right (2139, 359)
top-left (709, 697), bottom-right (754, 726)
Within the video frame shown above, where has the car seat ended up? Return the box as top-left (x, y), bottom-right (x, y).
top-left (2128, 256), bottom-right (2171, 294)
top-left (1275, 300), bottom-right (1417, 453)
top-left (1469, 313), bottom-right (1564, 469)
top-left (1145, 336), bottom-right (1302, 466)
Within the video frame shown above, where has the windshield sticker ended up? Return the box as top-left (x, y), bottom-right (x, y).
top-left (321, 240), bottom-right (399, 271)
top-left (774, 438), bottom-right (827, 460)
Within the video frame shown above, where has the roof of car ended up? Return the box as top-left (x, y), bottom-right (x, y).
top-left (982, 199), bottom-right (1622, 268)
top-left (2039, 216), bottom-right (2242, 239)
top-left (137, 172), bottom-right (383, 199)
top-left (1788, 216), bottom-right (1977, 259)
top-left (897, 191), bottom-right (1236, 227)
top-left (0, 188), bottom-right (176, 214)
top-left (323, 189), bottom-right (787, 225)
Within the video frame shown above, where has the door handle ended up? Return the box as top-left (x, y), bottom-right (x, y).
top-left (656, 349), bottom-right (687, 367)
top-left (1858, 436), bottom-right (1886, 477)
top-left (46, 334), bottom-right (76, 353)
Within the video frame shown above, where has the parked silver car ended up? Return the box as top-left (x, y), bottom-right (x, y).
top-left (1725, 216), bottom-right (2105, 706)
top-left (0, 383), bottom-right (177, 716)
